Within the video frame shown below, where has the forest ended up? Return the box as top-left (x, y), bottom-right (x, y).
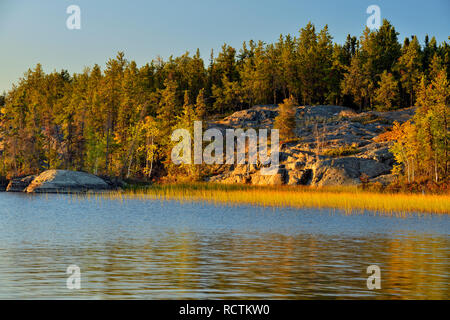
top-left (0, 19), bottom-right (448, 188)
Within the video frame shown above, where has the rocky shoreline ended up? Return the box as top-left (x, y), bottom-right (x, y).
top-left (204, 105), bottom-right (414, 187)
top-left (4, 170), bottom-right (119, 193)
top-left (1, 105), bottom-right (414, 192)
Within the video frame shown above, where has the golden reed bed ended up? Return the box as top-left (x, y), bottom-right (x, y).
top-left (80, 183), bottom-right (450, 215)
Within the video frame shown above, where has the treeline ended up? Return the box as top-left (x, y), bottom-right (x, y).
top-left (0, 20), bottom-right (449, 181)
top-left (376, 68), bottom-right (449, 190)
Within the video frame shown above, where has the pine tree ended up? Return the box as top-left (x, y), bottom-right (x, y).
top-left (389, 67), bottom-right (449, 183)
top-left (100, 52), bottom-right (126, 174)
top-left (297, 22), bottom-right (318, 105)
top-left (195, 88), bottom-right (207, 121)
top-left (341, 55), bottom-right (370, 111)
top-left (0, 22), bottom-right (448, 184)
top-left (358, 20), bottom-right (401, 108)
top-left (374, 71), bottom-right (399, 110)
top-left (316, 25), bottom-right (334, 104)
top-left (274, 96), bottom-right (297, 141)
top-left (279, 34), bottom-right (299, 100)
top-left (396, 36), bottom-right (422, 107)
top-left (422, 35), bottom-right (438, 73)
top-left (428, 53), bottom-right (444, 80)
top-left (157, 79), bottom-right (179, 143)
top-left (212, 75), bottom-right (243, 113)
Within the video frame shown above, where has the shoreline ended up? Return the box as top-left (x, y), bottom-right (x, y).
top-left (113, 183), bottom-right (450, 215)
top-left (2, 182), bottom-right (448, 214)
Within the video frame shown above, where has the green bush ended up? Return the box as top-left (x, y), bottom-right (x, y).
top-left (323, 144), bottom-right (360, 157)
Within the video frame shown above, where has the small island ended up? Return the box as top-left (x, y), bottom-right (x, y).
top-left (0, 1), bottom-right (449, 301)
top-left (0, 20), bottom-right (448, 214)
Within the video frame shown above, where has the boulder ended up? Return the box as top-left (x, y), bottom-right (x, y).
top-left (310, 158), bottom-right (391, 187)
top-left (287, 173), bottom-right (299, 186)
top-left (251, 172), bottom-right (285, 185)
top-left (371, 174), bottom-right (396, 186)
top-left (268, 173), bottom-right (285, 185)
top-left (249, 165), bottom-right (287, 185)
top-left (202, 105), bottom-right (415, 187)
top-left (359, 159), bottom-right (392, 178)
top-left (259, 165), bottom-right (286, 176)
top-left (207, 172), bottom-right (250, 184)
top-left (312, 165), bottom-right (359, 187)
top-left (286, 169), bottom-right (312, 186)
top-left (26, 170), bottom-right (111, 193)
top-left (6, 175), bottom-right (36, 192)
top-left (99, 175), bottom-right (127, 189)
top-left (223, 174), bottom-right (249, 184)
top-left (359, 143), bottom-right (394, 165)
top-left (286, 161), bottom-right (305, 170)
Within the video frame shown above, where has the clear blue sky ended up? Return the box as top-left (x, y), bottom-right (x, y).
top-left (0, 0), bottom-right (449, 93)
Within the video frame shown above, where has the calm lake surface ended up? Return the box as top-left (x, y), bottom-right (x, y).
top-left (0, 192), bottom-right (448, 299)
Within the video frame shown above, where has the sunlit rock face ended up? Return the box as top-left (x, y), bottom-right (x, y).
top-left (206, 105), bottom-right (414, 186)
top-left (25, 170), bottom-right (110, 193)
top-left (6, 175), bottom-right (36, 192)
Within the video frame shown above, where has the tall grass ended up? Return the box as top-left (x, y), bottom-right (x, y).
top-left (98, 183), bottom-right (450, 215)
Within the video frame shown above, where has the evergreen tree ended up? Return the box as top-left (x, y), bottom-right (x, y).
top-left (212, 75), bottom-right (243, 113)
top-left (274, 96), bottom-right (297, 141)
top-left (157, 79), bottom-right (179, 144)
top-left (297, 22), bottom-right (318, 105)
top-left (195, 88), bottom-right (207, 121)
top-left (396, 36), bottom-right (422, 106)
top-left (100, 52), bottom-right (126, 174)
top-left (341, 55), bottom-right (370, 111)
top-left (389, 68), bottom-right (449, 183)
top-left (422, 35), bottom-right (438, 73)
top-left (358, 20), bottom-right (401, 108)
top-left (374, 71), bottom-right (399, 110)
top-left (0, 23), bottom-right (448, 184)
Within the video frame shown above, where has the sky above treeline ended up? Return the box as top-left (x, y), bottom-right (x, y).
top-left (0, 0), bottom-right (449, 93)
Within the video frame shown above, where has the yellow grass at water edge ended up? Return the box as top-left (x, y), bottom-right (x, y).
top-left (90, 183), bottom-right (450, 215)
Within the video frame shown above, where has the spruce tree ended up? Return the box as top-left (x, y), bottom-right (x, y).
top-left (396, 36), bottom-right (422, 107)
top-left (157, 79), bottom-right (179, 143)
top-left (274, 95), bottom-right (297, 141)
top-left (374, 71), bottom-right (399, 110)
top-left (195, 88), bottom-right (207, 121)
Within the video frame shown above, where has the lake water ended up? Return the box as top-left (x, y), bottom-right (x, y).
top-left (0, 192), bottom-right (448, 299)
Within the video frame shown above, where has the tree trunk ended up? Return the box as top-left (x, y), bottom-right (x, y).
top-left (105, 114), bottom-right (111, 174)
top-left (126, 155), bottom-right (133, 179)
top-left (121, 105), bottom-right (147, 178)
top-left (435, 149), bottom-right (438, 183)
top-left (147, 135), bottom-right (154, 179)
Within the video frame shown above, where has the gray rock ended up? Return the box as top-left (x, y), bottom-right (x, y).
top-left (314, 167), bottom-right (360, 187)
top-left (207, 172), bottom-right (250, 184)
top-left (251, 172), bottom-right (285, 185)
top-left (26, 170), bottom-right (110, 193)
top-left (359, 142), bottom-right (394, 164)
top-left (310, 158), bottom-right (391, 186)
top-left (287, 172), bottom-right (300, 185)
top-left (371, 107), bottom-right (416, 123)
top-left (286, 161), bottom-right (305, 170)
top-left (286, 169), bottom-right (311, 186)
top-left (359, 159), bottom-right (392, 178)
top-left (222, 105), bottom-right (278, 127)
top-left (6, 175), bottom-right (36, 192)
top-left (371, 174), bottom-right (396, 186)
top-left (259, 165), bottom-right (286, 176)
top-left (204, 105), bottom-right (415, 187)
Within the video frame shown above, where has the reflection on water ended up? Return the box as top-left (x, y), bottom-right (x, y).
top-left (0, 193), bottom-right (448, 299)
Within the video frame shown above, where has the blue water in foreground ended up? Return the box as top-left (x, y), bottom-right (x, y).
top-left (0, 192), bottom-right (448, 299)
